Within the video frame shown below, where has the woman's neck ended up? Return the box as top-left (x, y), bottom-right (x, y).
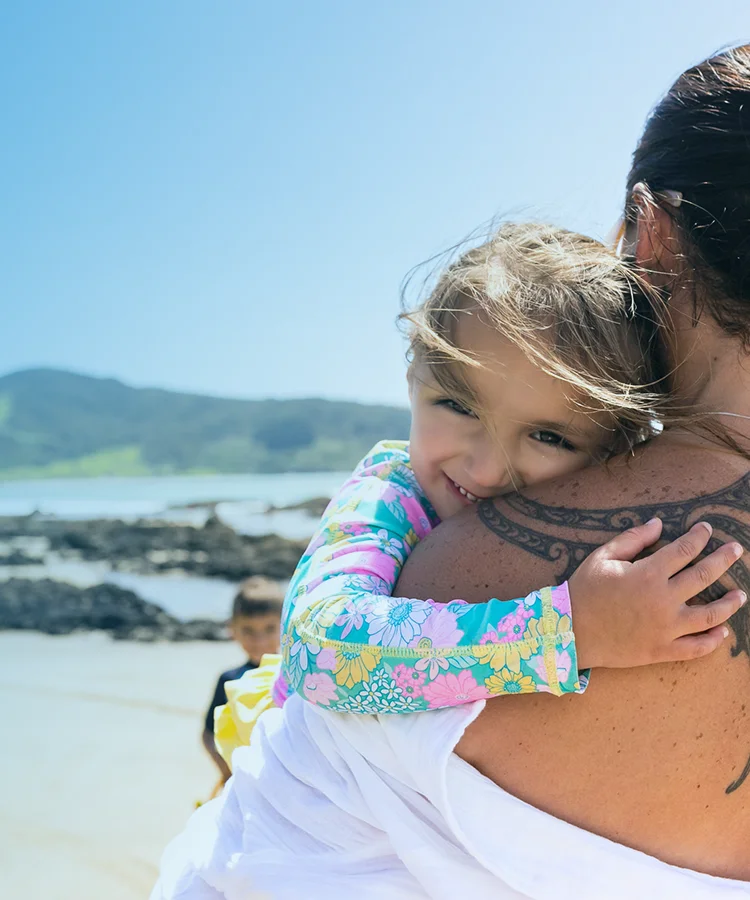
top-left (671, 314), bottom-right (750, 428)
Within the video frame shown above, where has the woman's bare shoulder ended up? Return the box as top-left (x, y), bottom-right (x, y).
top-left (516, 436), bottom-right (750, 520)
top-left (396, 438), bottom-right (750, 878)
top-left (400, 438), bottom-right (750, 607)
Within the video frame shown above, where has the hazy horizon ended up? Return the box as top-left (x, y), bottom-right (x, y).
top-left (0, 365), bottom-right (411, 407)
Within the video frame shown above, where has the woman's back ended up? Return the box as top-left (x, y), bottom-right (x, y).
top-left (152, 691), bottom-right (750, 899)
top-left (397, 436), bottom-right (750, 879)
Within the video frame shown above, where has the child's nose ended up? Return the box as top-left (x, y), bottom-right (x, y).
top-left (469, 448), bottom-right (516, 494)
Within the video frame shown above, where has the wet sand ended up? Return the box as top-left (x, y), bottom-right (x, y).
top-left (0, 632), bottom-right (247, 899)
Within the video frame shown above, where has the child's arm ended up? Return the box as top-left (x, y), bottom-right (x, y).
top-left (283, 441), bottom-right (587, 712)
top-left (284, 444), bottom-right (745, 715)
top-left (202, 728), bottom-right (231, 782)
top-left (202, 678), bottom-right (232, 781)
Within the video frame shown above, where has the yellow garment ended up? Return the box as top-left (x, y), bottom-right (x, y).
top-left (213, 653), bottom-right (281, 767)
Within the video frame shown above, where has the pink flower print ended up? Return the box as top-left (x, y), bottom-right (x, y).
top-left (408, 606), bottom-right (463, 649)
top-left (555, 647), bottom-right (572, 682)
top-left (317, 647), bottom-right (337, 671)
top-left (492, 607), bottom-right (532, 643)
top-left (334, 601), bottom-right (365, 639)
top-left (341, 522), bottom-right (372, 537)
top-left (392, 663), bottom-right (426, 698)
top-left (272, 672), bottom-right (290, 706)
top-left (422, 671), bottom-right (489, 709)
top-left (380, 485), bottom-right (401, 505)
top-left (526, 653), bottom-right (548, 685)
top-left (550, 583), bottom-right (572, 617)
top-left (414, 654), bottom-right (450, 680)
top-left (303, 672), bottom-right (338, 706)
top-left (527, 647), bottom-right (573, 690)
top-left (304, 574), bottom-right (326, 594)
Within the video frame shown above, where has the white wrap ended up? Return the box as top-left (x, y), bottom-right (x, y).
top-left (152, 696), bottom-right (750, 899)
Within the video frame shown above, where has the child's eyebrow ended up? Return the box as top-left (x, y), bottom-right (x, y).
top-left (528, 419), bottom-right (601, 439)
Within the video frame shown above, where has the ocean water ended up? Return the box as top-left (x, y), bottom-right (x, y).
top-left (0, 471), bottom-right (350, 620)
top-left (0, 471), bottom-right (348, 527)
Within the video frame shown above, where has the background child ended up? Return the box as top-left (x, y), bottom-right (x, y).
top-left (202, 577), bottom-right (283, 782)
top-left (214, 224), bottom-right (744, 762)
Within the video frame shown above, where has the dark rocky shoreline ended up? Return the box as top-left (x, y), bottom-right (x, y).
top-left (0, 514), bottom-right (309, 641)
top-left (0, 513), bottom-right (307, 579)
top-left (0, 578), bottom-right (228, 641)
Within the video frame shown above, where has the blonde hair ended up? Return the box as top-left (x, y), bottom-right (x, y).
top-left (400, 222), bottom-right (669, 455)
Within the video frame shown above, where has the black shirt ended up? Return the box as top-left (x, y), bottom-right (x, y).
top-left (204, 660), bottom-right (257, 733)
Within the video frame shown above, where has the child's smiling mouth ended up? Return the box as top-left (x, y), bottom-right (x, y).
top-left (445, 475), bottom-right (482, 504)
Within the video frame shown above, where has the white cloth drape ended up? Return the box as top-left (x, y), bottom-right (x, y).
top-left (152, 695), bottom-right (750, 899)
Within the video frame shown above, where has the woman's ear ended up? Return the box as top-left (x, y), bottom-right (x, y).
top-left (633, 193), bottom-right (682, 287)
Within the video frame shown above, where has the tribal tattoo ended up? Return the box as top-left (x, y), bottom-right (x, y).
top-left (477, 472), bottom-right (750, 794)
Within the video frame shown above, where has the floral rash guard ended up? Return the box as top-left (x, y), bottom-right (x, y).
top-left (278, 441), bottom-right (587, 714)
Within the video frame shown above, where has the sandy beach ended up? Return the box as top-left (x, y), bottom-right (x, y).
top-left (0, 631), bottom-right (249, 900)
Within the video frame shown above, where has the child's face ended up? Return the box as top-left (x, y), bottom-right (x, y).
top-left (408, 311), bottom-right (612, 521)
top-left (229, 613), bottom-right (280, 663)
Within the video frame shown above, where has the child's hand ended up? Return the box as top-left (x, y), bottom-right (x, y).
top-left (569, 518), bottom-right (746, 670)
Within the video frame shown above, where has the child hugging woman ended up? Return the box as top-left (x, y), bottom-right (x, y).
top-left (213, 221), bottom-right (744, 761)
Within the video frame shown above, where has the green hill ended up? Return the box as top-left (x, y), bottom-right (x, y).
top-left (0, 369), bottom-right (410, 478)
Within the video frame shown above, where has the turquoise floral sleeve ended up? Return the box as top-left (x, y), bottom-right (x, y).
top-left (280, 440), bottom-right (587, 714)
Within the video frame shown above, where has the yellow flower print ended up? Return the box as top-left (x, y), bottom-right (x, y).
top-left (474, 639), bottom-right (533, 674)
top-left (485, 667), bottom-right (536, 695)
top-left (402, 527), bottom-right (419, 549)
top-left (525, 610), bottom-right (573, 646)
top-left (307, 595), bottom-right (347, 631)
top-left (473, 642), bottom-right (505, 671)
top-left (320, 524), bottom-right (350, 555)
top-left (330, 496), bottom-right (361, 518)
top-left (291, 601), bottom-right (316, 631)
top-left (334, 646), bottom-right (381, 688)
top-left (280, 630), bottom-right (294, 663)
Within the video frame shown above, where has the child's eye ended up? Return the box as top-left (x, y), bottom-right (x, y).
top-left (434, 398), bottom-right (478, 418)
top-left (530, 430), bottom-right (578, 452)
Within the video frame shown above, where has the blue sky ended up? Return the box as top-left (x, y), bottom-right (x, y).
top-left (2, 2), bottom-right (748, 407)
